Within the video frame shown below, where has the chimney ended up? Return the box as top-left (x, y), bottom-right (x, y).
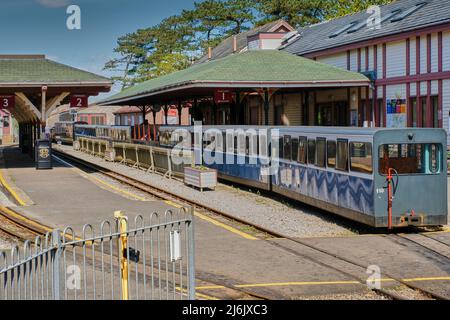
top-left (233, 36), bottom-right (237, 53)
top-left (208, 47), bottom-right (212, 60)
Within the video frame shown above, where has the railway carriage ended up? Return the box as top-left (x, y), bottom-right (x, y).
top-left (159, 125), bottom-right (449, 228)
top-left (274, 127), bottom-right (448, 228)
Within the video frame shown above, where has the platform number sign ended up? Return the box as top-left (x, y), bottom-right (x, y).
top-left (70, 95), bottom-right (88, 108)
top-left (214, 89), bottom-right (233, 104)
top-left (0, 96), bottom-right (14, 110)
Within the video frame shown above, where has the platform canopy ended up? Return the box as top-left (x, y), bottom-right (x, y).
top-left (99, 50), bottom-right (369, 107)
top-left (0, 55), bottom-right (112, 124)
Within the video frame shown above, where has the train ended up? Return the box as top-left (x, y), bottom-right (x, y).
top-left (52, 121), bottom-right (87, 145)
top-left (52, 123), bottom-right (132, 144)
top-left (159, 125), bottom-right (448, 229)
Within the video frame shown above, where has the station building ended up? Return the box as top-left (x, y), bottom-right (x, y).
top-left (190, 0), bottom-right (450, 133)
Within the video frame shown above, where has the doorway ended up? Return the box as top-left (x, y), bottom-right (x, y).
top-left (316, 102), bottom-right (349, 126)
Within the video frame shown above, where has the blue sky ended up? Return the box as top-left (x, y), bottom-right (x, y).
top-left (0, 0), bottom-right (195, 99)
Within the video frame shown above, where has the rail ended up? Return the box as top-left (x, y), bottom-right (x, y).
top-left (0, 208), bottom-right (196, 300)
top-left (76, 137), bottom-right (194, 178)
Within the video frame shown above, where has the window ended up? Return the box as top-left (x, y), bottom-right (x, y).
top-left (350, 142), bottom-right (373, 174)
top-left (292, 138), bottom-right (299, 162)
top-left (336, 140), bottom-right (349, 172)
top-left (432, 96), bottom-right (439, 128)
top-left (391, 2), bottom-right (427, 22)
top-left (278, 137), bottom-right (284, 159)
top-left (327, 140), bottom-right (337, 168)
top-left (283, 136), bottom-right (292, 160)
top-left (410, 97), bottom-right (417, 127)
top-left (308, 139), bottom-right (316, 165)
top-left (329, 22), bottom-right (358, 38)
top-left (298, 137), bottom-right (307, 164)
top-left (316, 138), bottom-right (326, 168)
top-left (421, 98), bottom-right (427, 127)
top-left (377, 99), bottom-right (384, 127)
top-left (379, 143), bottom-right (441, 175)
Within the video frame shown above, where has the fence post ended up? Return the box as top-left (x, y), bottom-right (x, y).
top-left (51, 229), bottom-right (62, 300)
top-left (187, 207), bottom-right (196, 300)
top-left (115, 211), bottom-right (129, 300)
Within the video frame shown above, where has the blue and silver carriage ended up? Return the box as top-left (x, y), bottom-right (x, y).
top-left (159, 125), bottom-right (448, 228)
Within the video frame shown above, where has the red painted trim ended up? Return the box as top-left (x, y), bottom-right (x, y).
top-left (427, 81), bottom-right (432, 127)
top-left (382, 43), bottom-right (387, 79)
top-left (438, 79), bottom-right (443, 127)
top-left (303, 22), bottom-right (450, 59)
top-left (427, 34), bottom-right (432, 74)
top-left (358, 87), bottom-right (362, 126)
top-left (416, 36), bottom-right (421, 75)
top-left (406, 82), bottom-right (411, 127)
top-left (375, 70), bottom-right (450, 85)
top-left (438, 32), bottom-right (443, 72)
top-left (417, 82), bottom-right (422, 127)
top-left (374, 45), bottom-right (378, 74)
top-left (365, 86), bottom-right (370, 123)
top-left (357, 48), bottom-right (361, 72)
top-left (382, 86), bottom-right (386, 127)
top-left (346, 50), bottom-right (350, 70)
top-left (406, 38), bottom-right (410, 76)
top-left (365, 47), bottom-right (369, 72)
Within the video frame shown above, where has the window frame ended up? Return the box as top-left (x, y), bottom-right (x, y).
top-left (336, 139), bottom-right (349, 172)
top-left (349, 141), bottom-right (373, 174)
top-left (327, 140), bottom-right (337, 168)
top-left (316, 138), bottom-right (327, 168)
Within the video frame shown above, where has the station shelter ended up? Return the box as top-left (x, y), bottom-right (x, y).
top-left (99, 49), bottom-right (370, 135)
top-left (0, 55), bottom-right (112, 157)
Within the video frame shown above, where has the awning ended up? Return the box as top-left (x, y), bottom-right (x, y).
top-left (99, 50), bottom-right (369, 106)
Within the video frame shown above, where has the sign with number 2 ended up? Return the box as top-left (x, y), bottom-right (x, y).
top-left (70, 95), bottom-right (88, 108)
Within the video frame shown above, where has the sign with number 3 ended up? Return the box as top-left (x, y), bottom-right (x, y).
top-left (0, 96), bottom-right (14, 110)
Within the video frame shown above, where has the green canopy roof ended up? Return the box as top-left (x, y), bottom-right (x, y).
top-left (100, 50), bottom-right (369, 105)
top-left (0, 55), bottom-right (111, 85)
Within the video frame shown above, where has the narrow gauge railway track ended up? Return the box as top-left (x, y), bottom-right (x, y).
top-left (389, 233), bottom-right (450, 261)
top-left (52, 149), bottom-right (450, 300)
top-left (0, 207), bottom-right (46, 242)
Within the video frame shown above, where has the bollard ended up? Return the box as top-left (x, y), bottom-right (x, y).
top-left (115, 211), bottom-right (129, 300)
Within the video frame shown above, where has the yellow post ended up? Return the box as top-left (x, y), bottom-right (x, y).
top-left (115, 211), bottom-right (129, 300)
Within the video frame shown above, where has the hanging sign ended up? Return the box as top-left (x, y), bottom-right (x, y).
top-left (214, 89), bottom-right (233, 104)
top-left (70, 95), bottom-right (88, 108)
top-left (0, 96), bottom-right (14, 110)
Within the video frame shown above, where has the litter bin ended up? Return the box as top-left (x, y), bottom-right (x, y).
top-left (35, 139), bottom-right (52, 170)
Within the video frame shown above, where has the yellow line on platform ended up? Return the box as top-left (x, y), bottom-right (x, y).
top-left (0, 206), bottom-right (52, 233)
top-left (196, 276), bottom-right (450, 291)
top-left (53, 155), bottom-right (148, 202)
top-left (0, 169), bottom-right (27, 206)
top-left (164, 200), bottom-right (258, 240)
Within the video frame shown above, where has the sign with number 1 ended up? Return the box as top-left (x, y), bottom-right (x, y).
top-left (0, 96), bottom-right (14, 110)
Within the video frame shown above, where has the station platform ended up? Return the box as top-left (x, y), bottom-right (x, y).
top-left (1, 145), bottom-right (449, 299)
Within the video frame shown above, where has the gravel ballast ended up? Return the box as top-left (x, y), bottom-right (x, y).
top-left (55, 145), bottom-right (363, 238)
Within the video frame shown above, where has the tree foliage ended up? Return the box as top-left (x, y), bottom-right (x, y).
top-left (105, 0), bottom-right (394, 87)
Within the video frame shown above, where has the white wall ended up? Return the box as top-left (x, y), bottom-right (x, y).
top-left (316, 52), bottom-right (347, 70)
top-left (443, 31), bottom-right (450, 71)
top-left (386, 40), bottom-right (406, 77)
top-left (443, 80), bottom-right (450, 135)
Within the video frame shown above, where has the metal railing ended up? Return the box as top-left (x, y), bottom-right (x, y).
top-left (77, 137), bottom-right (194, 178)
top-left (0, 208), bottom-right (195, 300)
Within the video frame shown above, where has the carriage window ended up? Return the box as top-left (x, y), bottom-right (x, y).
top-left (278, 137), bottom-right (284, 159)
top-left (379, 144), bottom-right (441, 175)
top-left (336, 140), bottom-right (349, 172)
top-left (327, 141), bottom-right (336, 168)
top-left (308, 140), bottom-right (316, 165)
top-left (316, 138), bottom-right (326, 168)
top-left (291, 138), bottom-right (299, 162)
top-left (350, 142), bottom-right (373, 174)
top-left (283, 136), bottom-right (292, 160)
top-left (298, 137), bottom-right (307, 164)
